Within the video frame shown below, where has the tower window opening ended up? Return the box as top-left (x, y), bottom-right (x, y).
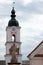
top-left (12, 35), bottom-right (16, 42)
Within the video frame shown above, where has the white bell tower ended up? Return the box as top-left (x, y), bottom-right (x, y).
top-left (5, 6), bottom-right (22, 65)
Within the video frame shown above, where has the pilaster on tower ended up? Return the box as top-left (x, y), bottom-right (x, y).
top-left (5, 5), bottom-right (22, 65)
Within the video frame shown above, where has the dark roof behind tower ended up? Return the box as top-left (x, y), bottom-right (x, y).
top-left (8, 7), bottom-right (19, 27)
top-left (0, 60), bottom-right (6, 65)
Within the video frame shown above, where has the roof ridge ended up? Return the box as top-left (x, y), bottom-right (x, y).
top-left (27, 41), bottom-right (43, 57)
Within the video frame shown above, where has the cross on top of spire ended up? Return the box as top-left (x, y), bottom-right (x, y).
top-left (11, 2), bottom-right (16, 18)
top-left (13, 2), bottom-right (15, 8)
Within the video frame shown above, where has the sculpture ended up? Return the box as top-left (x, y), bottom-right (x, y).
top-left (9, 44), bottom-right (19, 63)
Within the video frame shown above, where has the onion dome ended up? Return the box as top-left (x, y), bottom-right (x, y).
top-left (8, 7), bottom-right (19, 27)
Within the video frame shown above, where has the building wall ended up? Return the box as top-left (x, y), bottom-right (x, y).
top-left (6, 26), bottom-right (21, 42)
top-left (38, 48), bottom-right (43, 54)
top-left (22, 60), bottom-right (29, 65)
top-left (0, 60), bottom-right (30, 65)
top-left (5, 26), bottom-right (22, 65)
top-left (27, 42), bottom-right (43, 65)
top-left (30, 59), bottom-right (43, 65)
top-left (30, 57), bottom-right (43, 65)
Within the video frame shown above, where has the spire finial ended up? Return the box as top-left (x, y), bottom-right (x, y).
top-left (13, 2), bottom-right (15, 8)
top-left (11, 2), bottom-right (16, 18)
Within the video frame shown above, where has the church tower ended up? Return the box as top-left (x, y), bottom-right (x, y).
top-left (5, 6), bottom-right (22, 65)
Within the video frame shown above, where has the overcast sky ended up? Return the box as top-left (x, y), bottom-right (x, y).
top-left (0, 0), bottom-right (43, 60)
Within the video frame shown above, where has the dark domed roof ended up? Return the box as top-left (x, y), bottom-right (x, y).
top-left (8, 18), bottom-right (19, 26)
top-left (8, 7), bottom-right (19, 27)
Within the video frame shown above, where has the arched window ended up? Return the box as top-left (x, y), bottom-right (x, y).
top-left (12, 35), bottom-right (16, 42)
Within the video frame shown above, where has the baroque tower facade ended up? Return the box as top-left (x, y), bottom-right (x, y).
top-left (5, 7), bottom-right (22, 65)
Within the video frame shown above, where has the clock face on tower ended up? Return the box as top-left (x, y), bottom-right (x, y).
top-left (12, 28), bottom-right (16, 32)
top-left (11, 28), bottom-right (16, 35)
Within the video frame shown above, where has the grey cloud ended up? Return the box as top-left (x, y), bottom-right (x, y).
top-left (15, 1), bottom-right (43, 14)
top-left (30, 32), bottom-right (43, 43)
top-left (15, 1), bottom-right (43, 22)
top-left (0, 4), bottom-right (10, 18)
top-left (0, 1), bottom-right (43, 19)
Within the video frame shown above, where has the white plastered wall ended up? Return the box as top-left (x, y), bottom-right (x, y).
top-left (30, 58), bottom-right (43, 65)
top-left (5, 26), bottom-right (22, 65)
top-left (6, 26), bottom-right (21, 42)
